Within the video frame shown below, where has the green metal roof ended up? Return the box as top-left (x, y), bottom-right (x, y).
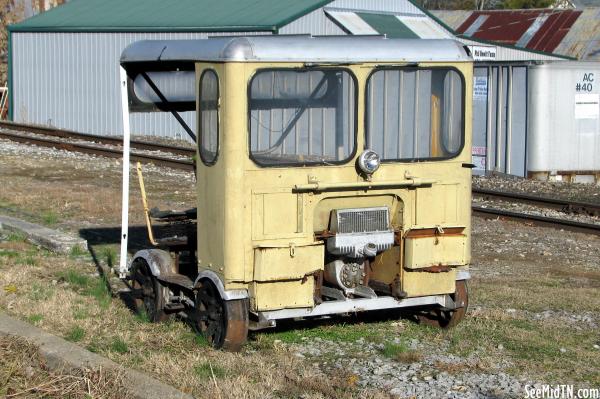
top-left (356, 13), bottom-right (419, 39)
top-left (9, 0), bottom-right (334, 33)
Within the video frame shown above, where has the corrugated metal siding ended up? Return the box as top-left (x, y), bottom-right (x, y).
top-left (430, 10), bottom-right (472, 31)
top-left (554, 8), bottom-right (600, 61)
top-left (280, 0), bottom-right (428, 35)
top-left (436, 8), bottom-right (600, 61)
top-left (12, 31), bottom-right (268, 140)
top-left (455, 10), bottom-right (582, 55)
top-left (459, 37), bottom-right (566, 61)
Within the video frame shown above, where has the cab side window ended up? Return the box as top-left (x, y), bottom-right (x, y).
top-left (199, 70), bottom-right (219, 165)
top-left (366, 68), bottom-right (464, 161)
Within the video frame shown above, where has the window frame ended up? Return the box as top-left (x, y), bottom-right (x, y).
top-left (364, 66), bottom-right (466, 163)
top-left (198, 68), bottom-right (220, 166)
top-left (247, 67), bottom-right (359, 168)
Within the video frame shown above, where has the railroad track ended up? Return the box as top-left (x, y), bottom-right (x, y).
top-left (472, 188), bottom-right (600, 217)
top-left (1, 121), bottom-right (599, 235)
top-left (472, 189), bottom-right (600, 236)
top-left (472, 205), bottom-right (600, 236)
top-left (0, 121), bottom-right (195, 171)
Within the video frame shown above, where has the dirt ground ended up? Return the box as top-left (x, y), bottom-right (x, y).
top-left (0, 139), bottom-right (599, 398)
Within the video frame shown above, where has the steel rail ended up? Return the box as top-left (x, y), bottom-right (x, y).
top-left (472, 188), bottom-right (600, 217)
top-left (472, 205), bottom-right (600, 236)
top-left (0, 120), bottom-right (195, 157)
top-left (0, 129), bottom-right (194, 171)
top-left (1, 121), bottom-right (599, 233)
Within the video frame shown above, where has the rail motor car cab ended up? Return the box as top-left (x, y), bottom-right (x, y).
top-left (118, 36), bottom-right (473, 351)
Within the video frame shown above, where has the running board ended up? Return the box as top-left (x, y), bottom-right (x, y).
top-left (257, 294), bottom-right (454, 322)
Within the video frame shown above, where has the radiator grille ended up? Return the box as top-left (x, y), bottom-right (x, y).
top-left (335, 207), bottom-right (389, 234)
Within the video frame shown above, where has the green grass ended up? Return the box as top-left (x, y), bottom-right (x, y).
top-left (110, 338), bottom-right (129, 354)
top-left (18, 256), bottom-right (37, 266)
top-left (266, 320), bottom-right (386, 345)
top-left (194, 362), bottom-right (227, 379)
top-left (41, 211), bottom-right (59, 226)
top-left (100, 247), bottom-right (117, 268)
top-left (0, 249), bottom-right (19, 258)
top-left (73, 307), bottom-right (89, 320)
top-left (381, 341), bottom-right (409, 358)
top-left (380, 341), bottom-right (423, 363)
top-left (69, 245), bottom-right (87, 258)
top-left (58, 269), bottom-right (112, 309)
top-left (6, 231), bottom-right (26, 242)
top-left (135, 309), bottom-right (151, 324)
top-left (86, 341), bottom-right (101, 354)
top-left (27, 314), bottom-right (43, 324)
top-left (66, 326), bottom-right (85, 342)
top-left (60, 269), bottom-right (91, 287)
top-left (180, 330), bottom-right (209, 347)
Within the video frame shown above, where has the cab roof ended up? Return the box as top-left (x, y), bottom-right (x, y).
top-left (120, 35), bottom-right (472, 64)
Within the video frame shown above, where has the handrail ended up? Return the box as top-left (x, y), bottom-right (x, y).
top-left (293, 178), bottom-right (436, 193)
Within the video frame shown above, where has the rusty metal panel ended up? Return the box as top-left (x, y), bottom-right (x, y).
top-left (554, 8), bottom-right (600, 61)
top-left (454, 10), bottom-right (581, 54)
top-left (528, 11), bottom-right (581, 53)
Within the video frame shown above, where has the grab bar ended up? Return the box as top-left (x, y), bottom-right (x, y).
top-left (293, 178), bottom-right (436, 193)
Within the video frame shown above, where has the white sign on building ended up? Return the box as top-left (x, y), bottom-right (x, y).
top-left (468, 45), bottom-right (497, 61)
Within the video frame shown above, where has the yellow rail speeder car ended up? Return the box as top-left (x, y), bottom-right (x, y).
top-left (118, 36), bottom-right (473, 351)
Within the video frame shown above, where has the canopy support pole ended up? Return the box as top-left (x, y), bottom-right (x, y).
top-left (119, 66), bottom-right (131, 278)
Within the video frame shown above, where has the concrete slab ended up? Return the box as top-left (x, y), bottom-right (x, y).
top-left (0, 312), bottom-right (194, 399)
top-left (0, 214), bottom-right (88, 254)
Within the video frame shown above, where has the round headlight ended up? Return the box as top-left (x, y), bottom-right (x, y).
top-left (357, 149), bottom-right (381, 175)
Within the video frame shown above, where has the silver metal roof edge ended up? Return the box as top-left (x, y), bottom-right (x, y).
top-left (220, 37), bottom-right (255, 61)
top-left (120, 36), bottom-right (472, 64)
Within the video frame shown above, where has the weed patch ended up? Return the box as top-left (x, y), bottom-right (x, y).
top-left (58, 269), bottom-right (112, 309)
top-left (27, 314), bottom-right (43, 324)
top-left (66, 326), bottom-right (86, 342)
top-left (6, 231), bottom-right (26, 242)
top-left (41, 210), bottom-right (59, 225)
top-left (69, 245), bottom-right (87, 258)
top-left (194, 362), bottom-right (227, 379)
top-left (110, 338), bottom-right (129, 354)
top-left (381, 341), bottom-right (423, 363)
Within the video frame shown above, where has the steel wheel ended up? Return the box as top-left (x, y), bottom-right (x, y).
top-left (192, 280), bottom-right (248, 351)
top-left (418, 280), bottom-right (468, 329)
top-left (130, 259), bottom-right (168, 323)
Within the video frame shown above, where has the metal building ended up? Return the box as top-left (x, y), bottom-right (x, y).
top-left (434, 9), bottom-right (600, 180)
top-left (9, 0), bottom-right (570, 180)
top-left (435, 8), bottom-right (600, 61)
top-left (9, 0), bottom-right (457, 141)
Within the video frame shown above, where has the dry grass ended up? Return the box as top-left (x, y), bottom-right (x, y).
top-left (0, 335), bottom-right (128, 398)
top-left (0, 241), bottom-right (389, 398)
top-left (0, 148), bottom-right (196, 229)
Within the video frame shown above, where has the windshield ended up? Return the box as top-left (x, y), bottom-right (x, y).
top-left (249, 69), bottom-right (356, 166)
top-left (366, 68), bottom-right (464, 161)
